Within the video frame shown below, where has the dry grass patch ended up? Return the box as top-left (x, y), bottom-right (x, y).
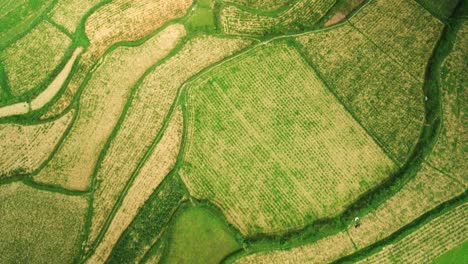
top-left (1, 21), bottom-right (71, 96)
top-left (0, 182), bottom-right (87, 263)
top-left (181, 43), bottom-right (395, 235)
top-left (296, 23), bottom-right (425, 164)
top-left (87, 107), bottom-right (183, 263)
top-left (357, 203), bottom-right (468, 263)
top-left (236, 231), bottom-right (355, 263)
top-left (33, 24), bottom-right (185, 191)
top-left (349, 0), bottom-right (443, 81)
top-left (49, 0), bottom-right (101, 33)
top-left (348, 164), bottom-right (465, 248)
top-left (0, 110), bottom-right (73, 178)
top-left (85, 0), bottom-right (192, 57)
top-left (224, 0), bottom-right (292, 11)
top-left (87, 34), bottom-right (251, 246)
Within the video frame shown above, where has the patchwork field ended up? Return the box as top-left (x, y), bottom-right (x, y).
top-left (49, 0), bottom-right (101, 33)
top-left (0, 110), bottom-right (73, 178)
top-left (0, 182), bottom-right (87, 263)
top-left (182, 42), bottom-right (395, 235)
top-left (87, 107), bottom-right (183, 263)
top-left (87, 35), bottom-right (251, 248)
top-left (220, 0), bottom-right (336, 36)
top-left (33, 24), bottom-right (185, 191)
top-left (357, 203), bottom-right (468, 263)
top-left (0, 0), bottom-right (53, 47)
top-left (1, 20), bottom-right (71, 96)
top-left (428, 20), bottom-right (467, 186)
top-left (1, 0), bottom-right (466, 263)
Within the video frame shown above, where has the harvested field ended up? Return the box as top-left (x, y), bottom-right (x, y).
top-left (347, 164), bottom-right (465, 248)
top-left (349, 0), bottom-right (443, 81)
top-left (0, 182), bottom-right (87, 263)
top-left (33, 24), bottom-right (185, 191)
top-left (296, 23), bottom-right (425, 164)
top-left (428, 21), bottom-right (467, 186)
top-left (1, 20), bottom-right (71, 96)
top-left (31, 47), bottom-right (83, 110)
top-left (0, 110), bottom-right (74, 178)
top-left (236, 231), bottom-right (355, 263)
top-left (87, 34), bottom-right (250, 245)
top-left (0, 102), bottom-right (29, 118)
top-left (84, 0), bottom-right (192, 57)
top-left (220, 0), bottom-right (335, 35)
top-left (106, 176), bottom-right (187, 264)
top-left (357, 203), bottom-right (468, 263)
top-left (0, 0), bottom-right (52, 47)
top-left (87, 107), bottom-right (183, 263)
top-left (181, 42), bottom-right (395, 235)
top-left (49, 0), bottom-right (101, 33)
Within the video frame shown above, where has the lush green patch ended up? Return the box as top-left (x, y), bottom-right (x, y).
top-left (433, 240), bottom-right (468, 264)
top-left (107, 176), bottom-right (186, 264)
top-left (162, 205), bottom-right (241, 264)
top-left (0, 0), bottom-right (53, 48)
top-left (418, 0), bottom-right (459, 19)
top-left (185, 0), bottom-right (217, 33)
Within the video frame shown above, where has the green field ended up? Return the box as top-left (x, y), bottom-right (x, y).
top-left (162, 205), bottom-right (241, 264)
top-left (433, 240), bottom-right (468, 264)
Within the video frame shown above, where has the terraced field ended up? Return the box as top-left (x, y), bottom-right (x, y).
top-left (0, 0), bottom-right (466, 263)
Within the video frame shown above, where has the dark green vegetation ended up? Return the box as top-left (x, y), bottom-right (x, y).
top-left (161, 205), bottom-right (241, 264)
top-left (433, 240), bottom-right (468, 264)
top-left (107, 175), bottom-right (186, 264)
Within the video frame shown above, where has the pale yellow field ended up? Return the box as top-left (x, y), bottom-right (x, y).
top-left (0, 102), bottom-right (29, 118)
top-left (1, 20), bottom-right (71, 96)
top-left (296, 23), bottom-right (425, 164)
top-left (87, 107), bottom-right (183, 263)
top-left (236, 231), bottom-right (355, 264)
top-left (347, 163), bottom-right (465, 248)
top-left (31, 47), bottom-right (83, 111)
top-left (85, 0), bottom-right (192, 57)
top-left (428, 21), bottom-right (467, 186)
top-left (33, 24), bottom-right (185, 191)
top-left (49, 0), bottom-right (101, 32)
top-left (0, 182), bottom-right (87, 264)
top-left (0, 110), bottom-right (73, 178)
top-left (357, 203), bottom-right (468, 263)
top-left (87, 35), bottom-right (251, 246)
top-left (349, 0), bottom-right (443, 81)
top-left (181, 43), bottom-right (395, 235)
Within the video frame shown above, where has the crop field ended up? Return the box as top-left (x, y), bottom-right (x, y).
top-left (349, 0), bottom-right (443, 81)
top-left (220, 0), bottom-right (336, 35)
top-left (87, 107), bottom-right (183, 263)
top-left (87, 35), bottom-right (250, 247)
top-left (428, 21), bottom-right (467, 186)
top-left (224, 0), bottom-right (293, 11)
top-left (296, 23), bottom-right (425, 164)
top-left (49, 0), bottom-right (101, 33)
top-left (1, 0), bottom-right (466, 263)
top-left (84, 0), bottom-right (192, 57)
top-left (0, 0), bottom-right (53, 47)
top-left (357, 203), bottom-right (468, 263)
top-left (0, 110), bottom-right (73, 178)
top-left (181, 42), bottom-right (395, 235)
top-left (33, 24), bottom-right (185, 191)
top-left (0, 182), bottom-right (87, 264)
top-left (1, 20), bottom-right (71, 96)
